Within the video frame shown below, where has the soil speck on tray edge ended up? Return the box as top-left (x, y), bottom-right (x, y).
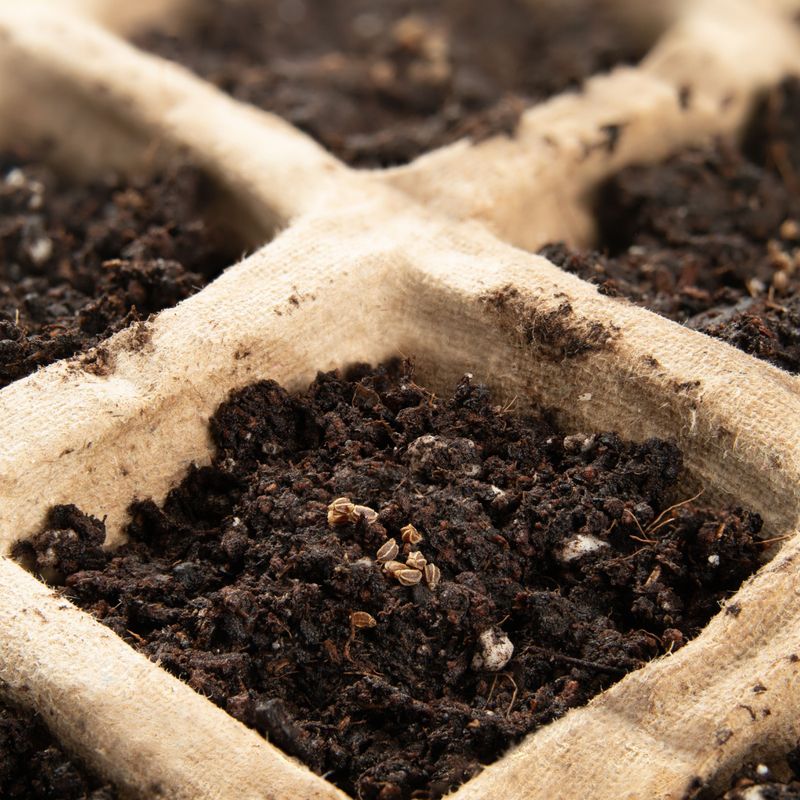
top-left (17, 361), bottom-right (764, 800)
top-left (694, 746), bottom-right (800, 799)
top-left (481, 285), bottom-right (618, 360)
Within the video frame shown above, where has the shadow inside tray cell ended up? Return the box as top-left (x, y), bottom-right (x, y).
top-left (0, 696), bottom-right (119, 799)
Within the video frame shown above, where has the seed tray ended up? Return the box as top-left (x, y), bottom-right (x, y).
top-left (1, 2), bottom-right (800, 798)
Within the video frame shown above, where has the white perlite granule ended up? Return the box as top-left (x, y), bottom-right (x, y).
top-left (472, 628), bottom-right (514, 672)
top-left (558, 533), bottom-right (609, 563)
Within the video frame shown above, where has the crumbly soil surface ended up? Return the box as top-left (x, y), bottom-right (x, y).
top-left (0, 699), bottom-right (116, 799)
top-left (19, 363), bottom-right (763, 800)
top-left (0, 152), bottom-right (234, 390)
top-left (137, 0), bottom-right (646, 167)
top-left (543, 78), bottom-right (800, 374)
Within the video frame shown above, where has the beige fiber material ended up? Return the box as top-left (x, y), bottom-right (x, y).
top-left (0, 0), bottom-right (193, 35)
top-left (0, 1), bottom-right (799, 798)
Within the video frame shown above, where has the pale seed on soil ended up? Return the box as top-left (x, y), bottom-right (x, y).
top-left (328, 498), bottom-right (379, 526)
top-left (400, 524), bottom-right (423, 544)
top-left (376, 538), bottom-right (399, 562)
top-left (351, 611), bottom-right (377, 628)
top-left (780, 218), bottom-right (800, 240)
top-left (424, 562), bottom-right (441, 590)
top-left (396, 568), bottom-right (422, 586)
top-left (328, 497), bottom-right (358, 526)
top-left (353, 504), bottom-right (379, 523)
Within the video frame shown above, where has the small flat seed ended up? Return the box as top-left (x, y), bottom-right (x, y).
top-left (397, 568), bottom-right (422, 586)
top-left (406, 551), bottom-right (427, 570)
top-left (424, 563), bottom-right (441, 590)
top-left (353, 504), bottom-right (379, 524)
top-left (383, 560), bottom-right (406, 573)
top-left (328, 497), bottom-right (357, 526)
top-left (351, 611), bottom-right (377, 628)
top-left (376, 538), bottom-right (399, 562)
top-left (781, 218), bottom-right (800, 240)
top-left (400, 524), bottom-right (423, 544)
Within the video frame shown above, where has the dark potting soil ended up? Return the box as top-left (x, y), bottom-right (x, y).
top-left (0, 153), bottom-right (235, 391)
top-left (706, 752), bottom-right (800, 800)
top-left (137, 0), bottom-right (647, 167)
top-left (18, 363), bottom-right (764, 800)
top-left (542, 78), bottom-right (800, 374)
top-left (0, 699), bottom-right (117, 799)
top-left (720, 783), bottom-right (800, 800)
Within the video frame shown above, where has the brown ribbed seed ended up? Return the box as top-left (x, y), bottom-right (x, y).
top-left (351, 611), bottom-right (377, 628)
top-left (383, 560), bottom-right (406, 574)
top-left (400, 524), bottom-right (423, 545)
top-left (376, 538), bottom-right (399, 562)
top-left (396, 568), bottom-right (422, 586)
top-left (353, 504), bottom-right (379, 524)
top-left (406, 551), bottom-right (427, 570)
top-left (328, 497), bottom-right (357, 526)
top-left (424, 563), bottom-right (441, 590)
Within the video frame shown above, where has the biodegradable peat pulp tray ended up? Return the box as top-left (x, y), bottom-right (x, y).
top-left (1, 1), bottom-right (800, 798)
